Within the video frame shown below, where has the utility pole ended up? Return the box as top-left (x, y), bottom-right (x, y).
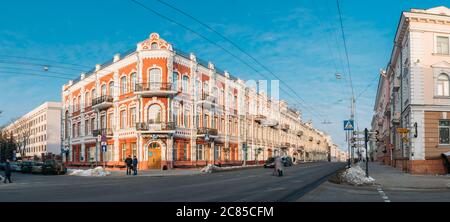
top-left (364, 128), bottom-right (369, 177)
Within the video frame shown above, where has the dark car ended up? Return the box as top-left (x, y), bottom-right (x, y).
top-left (282, 156), bottom-right (293, 167)
top-left (42, 160), bottom-right (67, 175)
top-left (0, 162), bottom-right (5, 171)
top-left (21, 161), bottom-right (34, 173)
top-left (264, 157), bottom-right (276, 168)
top-left (10, 162), bottom-right (22, 172)
top-left (31, 162), bottom-right (43, 174)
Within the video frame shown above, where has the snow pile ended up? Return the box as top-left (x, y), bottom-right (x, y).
top-left (68, 167), bottom-right (111, 177)
top-left (341, 165), bottom-right (375, 185)
top-left (200, 164), bottom-right (219, 173)
top-left (200, 164), bottom-right (260, 173)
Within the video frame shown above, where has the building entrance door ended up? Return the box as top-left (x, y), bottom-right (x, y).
top-left (147, 142), bottom-right (161, 169)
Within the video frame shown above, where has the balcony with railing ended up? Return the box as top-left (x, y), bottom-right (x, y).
top-left (92, 128), bottom-right (113, 137)
top-left (197, 127), bottom-right (218, 137)
top-left (197, 93), bottom-right (217, 106)
top-left (280, 142), bottom-right (290, 148)
top-left (135, 122), bottom-right (175, 133)
top-left (280, 123), bottom-right (290, 131)
top-left (92, 95), bottom-right (113, 110)
top-left (134, 82), bottom-right (177, 97)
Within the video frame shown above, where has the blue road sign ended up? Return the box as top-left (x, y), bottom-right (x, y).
top-left (102, 144), bottom-right (107, 152)
top-left (343, 120), bottom-right (354, 131)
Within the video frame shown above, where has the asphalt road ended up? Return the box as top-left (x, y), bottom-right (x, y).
top-left (0, 162), bottom-right (345, 202)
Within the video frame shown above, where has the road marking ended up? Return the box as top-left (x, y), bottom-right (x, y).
top-left (376, 185), bottom-right (391, 202)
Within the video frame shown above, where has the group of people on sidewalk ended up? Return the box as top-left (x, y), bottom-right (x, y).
top-left (124, 155), bottom-right (139, 175)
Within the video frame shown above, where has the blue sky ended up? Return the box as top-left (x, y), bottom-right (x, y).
top-left (0, 0), bottom-right (446, 150)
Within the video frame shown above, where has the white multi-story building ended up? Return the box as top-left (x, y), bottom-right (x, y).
top-left (2, 102), bottom-right (62, 159)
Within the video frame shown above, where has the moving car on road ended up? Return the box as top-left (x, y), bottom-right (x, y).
top-left (264, 157), bottom-right (276, 168)
top-left (31, 162), bottom-right (43, 174)
top-left (42, 160), bottom-right (67, 175)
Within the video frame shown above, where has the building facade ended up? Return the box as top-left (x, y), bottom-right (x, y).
top-left (373, 6), bottom-right (450, 174)
top-left (2, 102), bottom-right (62, 159)
top-left (61, 33), bottom-right (340, 170)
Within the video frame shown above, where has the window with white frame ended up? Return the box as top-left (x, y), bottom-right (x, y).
top-left (130, 107), bottom-right (136, 126)
top-left (121, 76), bottom-right (127, 95)
top-left (149, 68), bottom-right (162, 89)
top-left (120, 110), bottom-right (126, 129)
top-left (130, 73), bottom-right (137, 92)
top-left (148, 105), bottom-right (161, 124)
top-left (182, 75), bottom-right (189, 93)
top-left (439, 120), bottom-right (450, 145)
top-left (101, 84), bottom-right (107, 97)
top-left (437, 73), bottom-right (450, 96)
top-left (436, 36), bottom-right (449, 55)
top-left (173, 72), bottom-right (179, 91)
top-left (196, 144), bottom-right (203, 160)
top-left (109, 81), bottom-right (114, 97)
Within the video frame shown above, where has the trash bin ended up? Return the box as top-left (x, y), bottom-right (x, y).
top-left (441, 151), bottom-right (450, 174)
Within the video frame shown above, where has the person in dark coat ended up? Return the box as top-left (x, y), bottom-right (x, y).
top-left (125, 155), bottom-right (133, 175)
top-left (132, 156), bottom-right (139, 176)
top-left (4, 159), bottom-right (12, 183)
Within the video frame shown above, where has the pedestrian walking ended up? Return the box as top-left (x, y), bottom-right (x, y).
top-left (125, 155), bottom-right (133, 175)
top-left (274, 156), bottom-right (284, 177)
top-left (132, 156), bottom-right (138, 176)
top-left (3, 159), bottom-right (12, 183)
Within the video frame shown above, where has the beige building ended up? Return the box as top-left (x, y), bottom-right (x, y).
top-left (2, 102), bottom-right (62, 159)
top-left (373, 6), bottom-right (450, 174)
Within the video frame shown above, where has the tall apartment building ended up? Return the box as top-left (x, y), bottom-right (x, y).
top-left (2, 102), bottom-right (62, 159)
top-left (61, 32), bottom-right (338, 170)
top-left (373, 6), bottom-right (450, 174)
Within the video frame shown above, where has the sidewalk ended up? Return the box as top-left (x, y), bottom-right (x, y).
top-left (364, 162), bottom-right (450, 190)
top-left (109, 169), bottom-right (202, 177)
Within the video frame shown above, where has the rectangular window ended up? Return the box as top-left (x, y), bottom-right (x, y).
top-left (183, 143), bottom-right (188, 160)
top-left (437, 36), bottom-right (449, 55)
top-left (196, 144), bottom-right (203, 160)
top-left (121, 144), bottom-right (127, 161)
top-left (130, 107), bottom-right (136, 127)
top-left (173, 142), bottom-right (178, 161)
top-left (439, 120), bottom-right (450, 145)
top-left (132, 143), bottom-right (137, 157)
top-left (120, 110), bottom-right (126, 129)
top-left (90, 118), bottom-right (95, 133)
top-left (85, 120), bottom-right (89, 136)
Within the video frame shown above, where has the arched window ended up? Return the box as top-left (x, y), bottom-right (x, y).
top-left (65, 110), bottom-right (69, 139)
top-left (147, 105), bottom-right (161, 124)
top-left (73, 98), bottom-right (77, 111)
top-left (85, 92), bottom-right (90, 107)
top-left (120, 76), bottom-right (127, 95)
top-left (203, 82), bottom-right (209, 96)
top-left (149, 68), bottom-right (162, 90)
top-left (182, 75), bottom-right (189, 93)
top-left (101, 84), bottom-right (107, 97)
top-left (91, 88), bottom-right (96, 100)
top-left (151, 42), bottom-right (158, 49)
top-left (437, 73), bottom-right (449, 96)
top-left (173, 72), bottom-right (179, 91)
top-left (130, 73), bottom-right (137, 92)
top-left (195, 80), bottom-right (201, 99)
top-left (108, 81), bottom-right (114, 97)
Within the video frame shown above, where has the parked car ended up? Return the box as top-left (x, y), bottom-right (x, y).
top-left (31, 162), bottom-right (43, 174)
top-left (21, 161), bottom-right (35, 173)
top-left (282, 156), bottom-right (293, 167)
top-left (10, 162), bottom-right (22, 172)
top-left (0, 162), bottom-right (5, 171)
top-left (264, 157), bottom-right (276, 168)
top-left (42, 160), bottom-right (67, 175)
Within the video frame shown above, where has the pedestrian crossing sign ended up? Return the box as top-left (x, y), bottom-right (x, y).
top-left (343, 120), bottom-right (354, 130)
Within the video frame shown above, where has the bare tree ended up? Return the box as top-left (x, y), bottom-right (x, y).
top-left (15, 122), bottom-right (32, 159)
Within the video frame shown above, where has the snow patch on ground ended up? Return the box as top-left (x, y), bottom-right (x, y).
top-left (341, 165), bottom-right (375, 185)
top-left (200, 164), bottom-right (259, 173)
top-left (68, 167), bottom-right (111, 177)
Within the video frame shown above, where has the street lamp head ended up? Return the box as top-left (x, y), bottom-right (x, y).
top-left (335, 73), bottom-right (342, 79)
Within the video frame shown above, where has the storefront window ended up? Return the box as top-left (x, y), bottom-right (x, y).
top-left (439, 120), bottom-right (450, 144)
